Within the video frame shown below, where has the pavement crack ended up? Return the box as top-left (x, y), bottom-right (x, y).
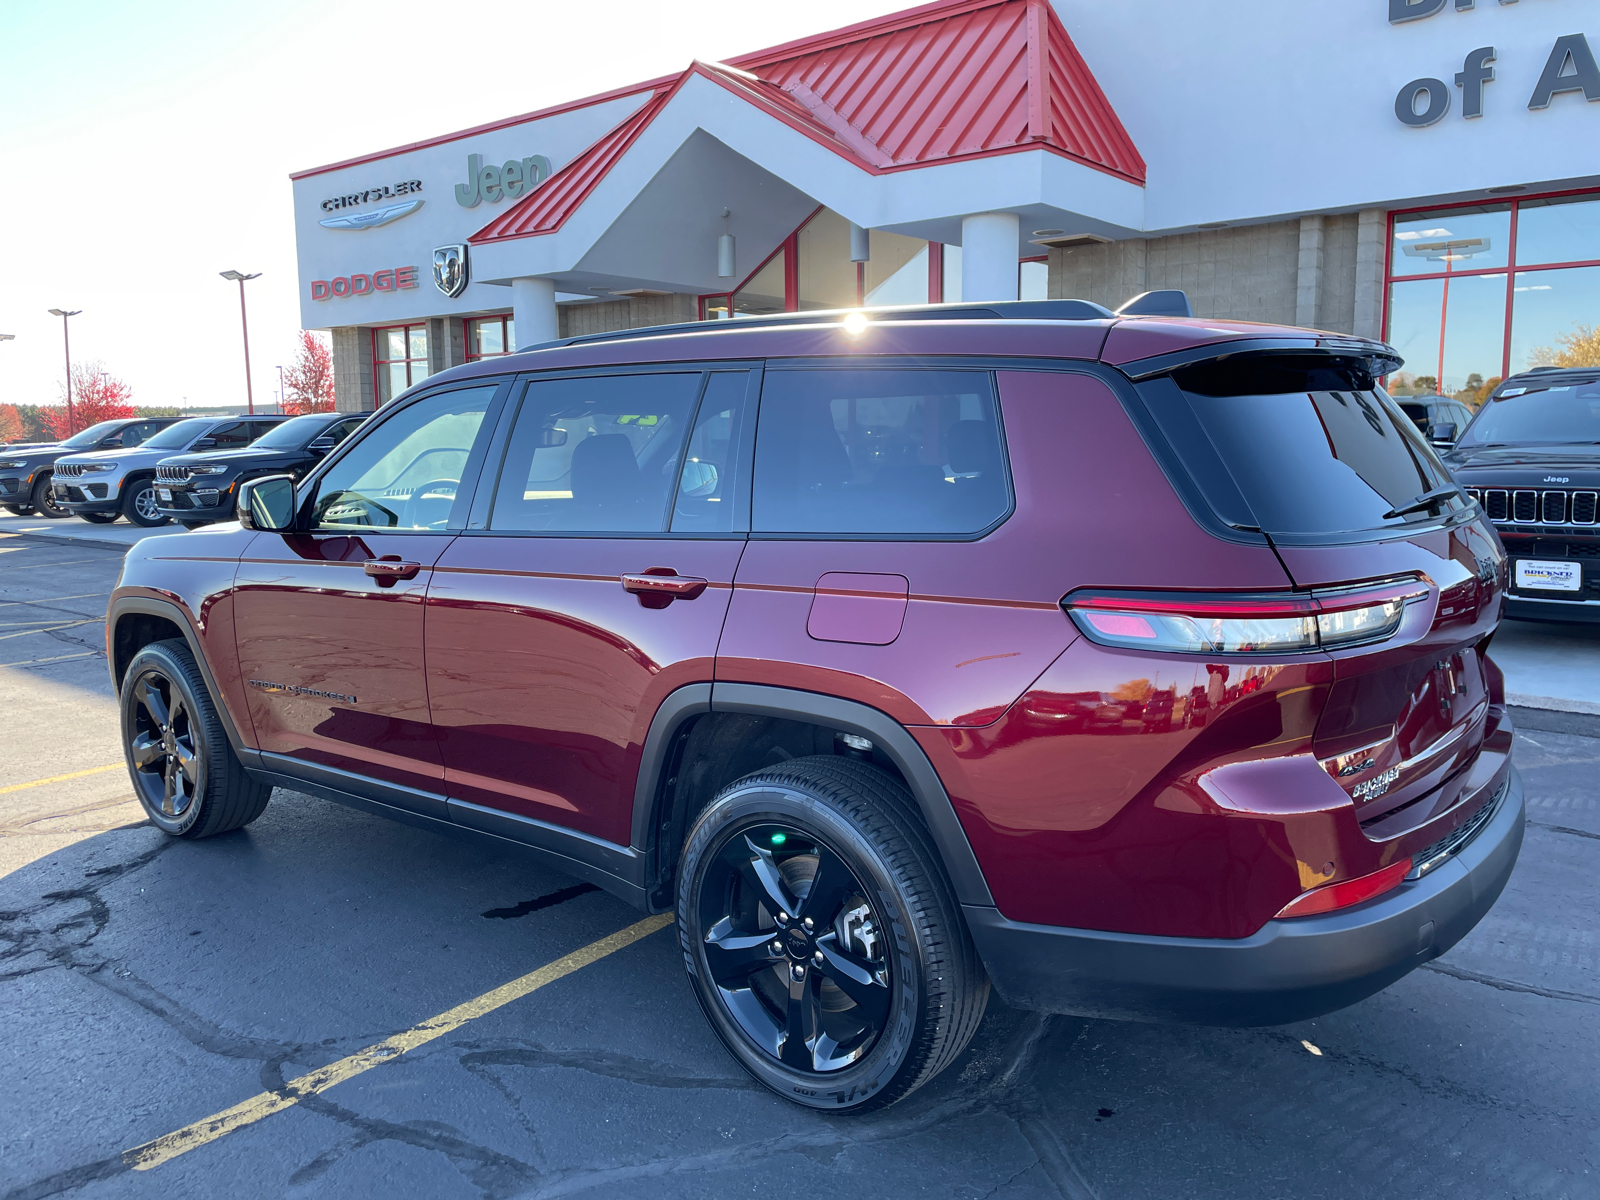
top-left (1420, 960), bottom-right (1600, 1006)
top-left (1527, 820), bottom-right (1600, 842)
top-left (457, 1041), bottom-right (757, 1091)
top-left (481, 882), bottom-right (598, 920)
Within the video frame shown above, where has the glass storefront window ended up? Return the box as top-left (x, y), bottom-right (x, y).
top-left (1510, 266), bottom-right (1600, 372)
top-left (733, 246), bottom-right (787, 316)
top-left (797, 209), bottom-right (857, 310)
top-left (1386, 274), bottom-right (1506, 398)
top-left (374, 324), bottom-right (430, 405)
top-left (1513, 195), bottom-right (1600, 267)
top-left (1391, 205), bottom-right (1510, 277)
top-left (863, 232), bottom-right (928, 306)
top-left (1020, 259), bottom-right (1048, 301)
top-left (466, 314), bottom-right (514, 360)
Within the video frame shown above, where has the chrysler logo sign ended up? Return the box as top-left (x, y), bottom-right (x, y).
top-left (319, 180), bottom-right (425, 230)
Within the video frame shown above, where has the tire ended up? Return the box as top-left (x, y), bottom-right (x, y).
top-left (677, 755), bottom-right (988, 1113)
top-left (80, 512), bottom-right (119, 524)
top-left (120, 638), bottom-right (271, 838)
top-left (2, 504), bottom-right (28, 516)
top-left (122, 476), bottom-right (170, 526)
top-left (29, 474), bottom-right (67, 518)
top-left (179, 521), bottom-right (210, 531)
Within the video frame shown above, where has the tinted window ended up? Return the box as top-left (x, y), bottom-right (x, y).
top-left (1148, 356), bottom-right (1458, 538)
top-left (311, 385), bottom-right (496, 531)
top-left (207, 421), bottom-right (253, 448)
top-left (251, 414), bottom-right (329, 450)
top-left (751, 369), bottom-right (1009, 535)
top-left (119, 422), bottom-right (167, 446)
top-left (143, 419), bottom-right (216, 450)
top-left (1458, 381), bottom-right (1600, 447)
top-left (672, 372), bottom-right (752, 534)
top-left (489, 373), bottom-right (703, 533)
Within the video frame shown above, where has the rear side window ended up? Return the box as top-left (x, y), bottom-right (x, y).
top-left (1139, 356), bottom-right (1460, 540)
top-left (752, 369), bottom-right (1009, 535)
top-left (489, 372), bottom-right (703, 533)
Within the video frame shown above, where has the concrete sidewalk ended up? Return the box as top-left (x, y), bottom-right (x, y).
top-left (0, 509), bottom-right (171, 550)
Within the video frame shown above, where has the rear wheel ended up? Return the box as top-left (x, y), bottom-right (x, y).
top-left (2, 504), bottom-right (28, 516)
top-left (80, 512), bottom-right (119, 524)
top-left (29, 475), bottom-right (67, 518)
top-left (123, 477), bottom-right (170, 527)
top-left (677, 756), bottom-right (988, 1113)
top-left (120, 639), bottom-right (271, 837)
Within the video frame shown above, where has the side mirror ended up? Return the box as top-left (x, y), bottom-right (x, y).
top-left (238, 475), bottom-right (296, 531)
top-left (679, 459), bottom-right (719, 498)
top-left (1428, 422), bottom-right (1458, 445)
top-left (307, 436), bottom-right (337, 454)
top-left (191, 438), bottom-right (216, 450)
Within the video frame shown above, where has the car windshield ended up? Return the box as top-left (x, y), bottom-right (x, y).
top-left (58, 421), bottom-right (126, 449)
top-left (1458, 381), bottom-right (1600, 447)
top-left (142, 418), bottom-right (215, 450)
top-left (249, 415), bottom-right (328, 450)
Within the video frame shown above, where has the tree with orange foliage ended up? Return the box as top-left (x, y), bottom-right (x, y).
top-left (282, 331), bottom-right (336, 414)
top-left (40, 362), bottom-right (136, 439)
top-left (0, 404), bottom-right (23, 444)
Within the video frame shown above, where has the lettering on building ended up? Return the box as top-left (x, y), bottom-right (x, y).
top-left (310, 267), bottom-right (418, 301)
top-left (455, 153), bottom-right (551, 208)
top-left (320, 181), bottom-right (424, 212)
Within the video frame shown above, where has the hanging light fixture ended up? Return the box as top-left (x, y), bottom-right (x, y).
top-left (717, 208), bottom-right (736, 278)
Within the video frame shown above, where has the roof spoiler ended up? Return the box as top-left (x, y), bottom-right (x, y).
top-left (1115, 290), bottom-right (1193, 318)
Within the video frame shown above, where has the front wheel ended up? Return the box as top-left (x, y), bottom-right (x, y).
top-left (122, 478), bottom-right (170, 527)
top-left (29, 475), bottom-right (67, 518)
top-left (2, 504), bottom-right (28, 516)
top-left (120, 639), bottom-right (271, 837)
top-left (677, 756), bottom-right (988, 1113)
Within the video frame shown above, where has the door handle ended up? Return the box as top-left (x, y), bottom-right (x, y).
top-left (621, 568), bottom-right (709, 608)
top-left (364, 556), bottom-right (421, 586)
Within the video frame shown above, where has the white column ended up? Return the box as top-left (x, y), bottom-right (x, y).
top-left (511, 276), bottom-right (559, 349)
top-left (960, 212), bottom-right (1021, 302)
top-left (1352, 209), bottom-right (1387, 341)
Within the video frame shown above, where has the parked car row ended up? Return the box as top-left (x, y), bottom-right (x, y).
top-left (0, 412), bottom-right (366, 528)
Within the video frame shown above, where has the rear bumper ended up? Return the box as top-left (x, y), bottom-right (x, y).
top-left (965, 766), bottom-right (1525, 1026)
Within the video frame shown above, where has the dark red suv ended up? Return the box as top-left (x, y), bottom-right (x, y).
top-left (106, 305), bottom-right (1523, 1112)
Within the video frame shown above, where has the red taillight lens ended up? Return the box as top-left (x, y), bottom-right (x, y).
top-left (1063, 579), bottom-right (1426, 656)
top-left (1273, 857), bottom-right (1412, 919)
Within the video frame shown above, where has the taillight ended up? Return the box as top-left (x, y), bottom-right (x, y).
top-left (1063, 578), bottom-right (1427, 656)
top-left (1273, 857), bottom-right (1412, 919)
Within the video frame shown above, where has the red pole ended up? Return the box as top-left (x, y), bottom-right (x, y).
top-left (237, 278), bottom-right (255, 415)
top-left (61, 314), bottom-right (74, 432)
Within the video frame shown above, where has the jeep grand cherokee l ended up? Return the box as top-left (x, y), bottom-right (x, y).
top-left (1445, 367), bottom-right (1600, 623)
top-left (106, 304), bottom-right (1522, 1112)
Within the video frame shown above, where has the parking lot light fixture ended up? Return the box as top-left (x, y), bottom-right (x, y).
top-left (219, 271), bottom-right (261, 415)
top-left (47, 309), bottom-right (82, 431)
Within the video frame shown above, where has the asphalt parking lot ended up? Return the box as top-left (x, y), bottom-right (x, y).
top-left (2, 529), bottom-right (1597, 1200)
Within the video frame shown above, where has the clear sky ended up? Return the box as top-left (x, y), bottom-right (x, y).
top-left (0, 0), bottom-right (909, 411)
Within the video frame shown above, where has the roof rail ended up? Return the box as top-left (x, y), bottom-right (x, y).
top-left (543, 298), bottom-right (1119, 350)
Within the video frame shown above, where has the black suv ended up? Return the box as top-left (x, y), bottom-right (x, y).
top-left (1445, 367), bottom-right (1600, 624)
top-left (154, 412), bottom-right (367, 527)
top-left (0, 418), bottom-right (180, 518)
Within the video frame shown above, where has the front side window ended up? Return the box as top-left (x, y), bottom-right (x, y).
top-left (751, 369), bottom-right (1010, 536)
top-left (489, 373), bottom-right (704, 533)
top-left (311, 384), bottom-right (497, 531)
top-left (207, 421), bottom-right (254, 449)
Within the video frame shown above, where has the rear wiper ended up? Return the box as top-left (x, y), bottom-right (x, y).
top-left (1384, 484), bottom-right (1463, 520)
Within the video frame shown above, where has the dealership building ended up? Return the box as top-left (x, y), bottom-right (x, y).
top-left (291, 0), bottom-right (1600, 410)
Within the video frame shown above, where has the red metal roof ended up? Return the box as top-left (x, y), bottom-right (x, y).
top-left (733, 0), bottom-right (1144, 182)
top-left (471, 0), bottom-right (1142, 245)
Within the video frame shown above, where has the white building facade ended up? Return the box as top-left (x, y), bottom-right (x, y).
top-left (290, 0), bottom-right (1600, 410)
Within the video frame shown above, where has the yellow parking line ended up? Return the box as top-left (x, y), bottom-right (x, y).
top-left (0, 619), bottom-right (99, 642)
top-left (0, 764), bottom-right (124, 794)
top-left (122, 912), bottom-right (673, 1171)
top-left (0, 650), bottom-right (100, 668)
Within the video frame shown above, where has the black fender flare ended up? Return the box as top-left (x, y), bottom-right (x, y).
top-left (630, 681), bottom-right (995, 908)
top-left (107, 594), bottom-right (252, 754)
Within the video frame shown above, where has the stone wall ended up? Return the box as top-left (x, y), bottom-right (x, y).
top-left (558, 293), bottom-right (698, 338)
top-left (330, 327), bottom-right (372, 412)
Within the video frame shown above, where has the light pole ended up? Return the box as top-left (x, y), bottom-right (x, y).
top-left (219, 271), bottom-right (261, 414)
top-left (276, 364), bottom-right (285, 414)
top-left (47, 309), bottom-right (82, 431)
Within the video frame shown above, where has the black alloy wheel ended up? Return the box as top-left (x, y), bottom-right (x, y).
top-left (678, 756), bottom-right (988, 1112)
top-left (120, 640), bottom-right (271, 838)
top-left (29, 474), bottom-right (67, 518)
top-left (123, 477), bottom-right (171, 527)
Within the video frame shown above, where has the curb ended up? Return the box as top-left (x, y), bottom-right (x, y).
top-left (1509, 705), bottom-right (1600, 739)
top-left (7, 530), bottom-right (143, 553)
top-left (1505, 692), bottom-right (1600, 718)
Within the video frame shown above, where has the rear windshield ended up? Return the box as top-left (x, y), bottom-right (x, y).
top-left (1138, 356), bottom-right (1462, 540)
top-left (1458, 379), bottom-right (1600, 447)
